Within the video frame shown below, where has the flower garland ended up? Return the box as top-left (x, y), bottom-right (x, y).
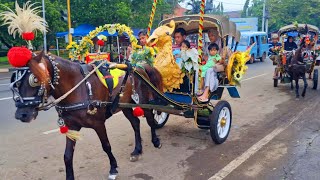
top-left (67, 24), bottom-right (157, 64)
top-left (226, 46), bottom-right (252, 86)
top-left (273, 46), bottom-right (281, 55)
top-left (315, 46), bottom-right (320, 55)
top-left (179, 48), bottom-right (199, 75)
top-left (131, 46), bottom-right (158, 66)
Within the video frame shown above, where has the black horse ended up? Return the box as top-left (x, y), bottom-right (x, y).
top-left (288, 37), bottom-right (315, 98)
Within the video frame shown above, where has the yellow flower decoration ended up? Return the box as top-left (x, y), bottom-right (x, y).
top-left (68, 23), bottom-right (158, 64)
top-left (98, 35), bottom-right (107, 41)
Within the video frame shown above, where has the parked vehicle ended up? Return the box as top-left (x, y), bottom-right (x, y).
top-left (237, 31), bottom-right (269, 64)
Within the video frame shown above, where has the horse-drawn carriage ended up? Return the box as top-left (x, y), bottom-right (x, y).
top-left (141, 15), bottom-right (247, 142)
top-left (273, 24), bottom-right (319, 91)
top-left (2, 1), bottom-right (251, 179)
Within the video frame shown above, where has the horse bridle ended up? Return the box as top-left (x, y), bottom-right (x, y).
top-left (10, 55), bottom-right (60, 109)
top-left (301, 49), bottom-right (315, 64)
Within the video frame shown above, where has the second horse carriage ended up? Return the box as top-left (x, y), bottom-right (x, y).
top-left (273, 24), bottom-right (319, 90)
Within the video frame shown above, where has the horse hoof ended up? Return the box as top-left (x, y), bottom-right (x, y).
top-left (130, 155), bottom-right (140, 162)
top-left (157, 143), bottom-right (162, 149)
top-left (108, 173), bottom-right (118, 180)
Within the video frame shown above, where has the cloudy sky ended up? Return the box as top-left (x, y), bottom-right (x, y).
top-left (179, 0), bottom-right (248, 12)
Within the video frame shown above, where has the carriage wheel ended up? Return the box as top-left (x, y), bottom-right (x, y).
top-left (274, 68), bottom-right (278, 87)
top-left (152, 110), bottom-right (169, 129)
top-left (209, 101), bottom-right (232, 144)
top-left (313, 69), bottom-right (318, 90)
top-left (274, 78), bottom-right (278, 87)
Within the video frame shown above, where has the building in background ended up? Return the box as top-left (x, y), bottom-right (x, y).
top-left (162, 4), bottom-right (187, 20)
top-left (224, 10), bottom-right (241, 18)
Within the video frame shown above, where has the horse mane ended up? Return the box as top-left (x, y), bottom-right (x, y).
top-left (28, 52), bottom-right (84, 91)
top-left (143, 64), bottom-right (164, 92)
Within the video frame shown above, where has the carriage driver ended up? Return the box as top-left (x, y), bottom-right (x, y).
top-left (269, 34), bottom-right (282, 78)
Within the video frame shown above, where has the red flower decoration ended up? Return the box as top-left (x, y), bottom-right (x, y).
top-left (97, 40), bottom-right (105, 46)
top-left (7, 47), bottom-right (32, 67)
top-left (60, 125), bottom-right (69, 134)
top-left (22, 32), bottom-right (35, 41)
top-left (133, 106), bottom-right (144, 117)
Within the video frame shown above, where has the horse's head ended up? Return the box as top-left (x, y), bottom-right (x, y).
top-left (11, 51), bottom-right (56, 122)
top-left (147, 20), bottom-right (175, 47)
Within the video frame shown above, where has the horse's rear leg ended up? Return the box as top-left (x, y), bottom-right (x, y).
top-left (144, 109), bottom-right (161, 148)
top-left (302, 75), bottom-right (308, 97)
top-left (64, 137), bottom-right (76, 180)
top-left (95, 125), bottom-right (118, 179)
top-left (122, 108), bottom-right (143, 161)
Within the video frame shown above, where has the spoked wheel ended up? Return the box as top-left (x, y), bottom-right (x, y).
top-left (313, 69), bottom-right (318, 90)
top-left (209, 101), bottom-right (232, 144)
top-left (152, 110), bottom-right (169, 129)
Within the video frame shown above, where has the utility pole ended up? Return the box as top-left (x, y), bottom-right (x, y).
top-left (262, 0), bottom-right (266, 32)
top-left (67, 0), bottom-right (72, 45)
top-left (42, 0), bottom-right (47, 53)
top-left (265, 8), bottom-right (269, 34)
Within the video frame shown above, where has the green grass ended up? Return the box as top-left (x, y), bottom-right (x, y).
top-left (0, 56), bottom-right (8, 63)
top-left (0, 64), bottom-right (11, 69)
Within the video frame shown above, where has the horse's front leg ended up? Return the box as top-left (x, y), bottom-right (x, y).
top-left (144, 109), bottom-right (161, 148)
top-left (122, 108), bottom-right (143, 162)
top-left (302, 74), bottom-right (308, 97)
top-left (64, 137), bottom-right (76, 180)
top-left (94, 125), bottom-right (118, 179)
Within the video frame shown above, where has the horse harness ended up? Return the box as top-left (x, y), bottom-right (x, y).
top-left (10, 54), bottom-right (59, 108)
top-left (55, 61), bottom-right (133, 117)
top-left (10, 55), bottom-right (133, 118)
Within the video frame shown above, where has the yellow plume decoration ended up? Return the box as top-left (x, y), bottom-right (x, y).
top-left (66, 130), bottom-right (81, 141)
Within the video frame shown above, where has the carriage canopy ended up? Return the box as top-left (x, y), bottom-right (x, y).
top-left (278, 24), bottom-right (319, 36)
top-left (159, 15), bottom-right (235, 39)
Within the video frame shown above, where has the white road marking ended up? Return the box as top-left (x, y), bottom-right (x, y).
top-left (0, 83), bottom-right (9, 86)
top-left (242, 73), bottom-right (268, 82)
top-left (208, 102), bottom-right (318, 180)
top-left (0, 77), bottom-right (10, 80)
top-left (42, 112), bottom-right (122, 135)
top-left (0, 97), bottom-right (12, 101)
top-left (42, 128), bottom-right (59, 135)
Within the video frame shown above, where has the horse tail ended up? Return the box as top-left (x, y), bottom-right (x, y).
top-left (143, 64), bottom-right (164, 92)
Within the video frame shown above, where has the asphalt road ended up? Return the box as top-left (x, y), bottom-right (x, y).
top-left (0, 59), bottom-right (320, 180)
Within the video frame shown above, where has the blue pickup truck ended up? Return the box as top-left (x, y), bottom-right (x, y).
top-left (237, 31), bottom-right (269, 64)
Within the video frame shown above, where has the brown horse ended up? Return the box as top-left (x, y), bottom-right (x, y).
top-left (11, 51), bottom-right (163, 180)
